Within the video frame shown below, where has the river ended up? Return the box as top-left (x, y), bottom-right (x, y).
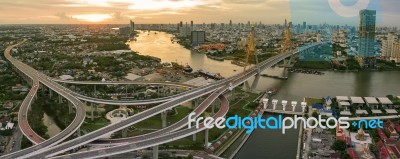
top-left (128, 31), bottom-right (400, 158)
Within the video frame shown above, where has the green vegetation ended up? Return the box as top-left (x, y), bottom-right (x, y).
top-left (81, 115), bottom-right (110, 133)
top-left (27, 94), bottom-right (75, 140)
top-left (0, 129), bottom-right (13, 136)
top-left (331, 140), bottom-right (346, 152)
top-left (133, 107), bottom-right (191, 130)
top-left (345, 58), bottom-right (361, 70)
top-left (21, 136), bottom-right (33, 149)
top-left (376, 59), bottom-right (399, 71)
top-left (28, 97), bottom-right (50, 139)
top-left (97, 43), bottom-right (130, 51)
top-left (0, 65), bottom-right (27, 102)
top-left (294, 61), bottom-right (332, 69)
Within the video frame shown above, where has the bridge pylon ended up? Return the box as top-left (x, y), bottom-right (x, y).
top-left (242, 23), bottom-right (260, 93)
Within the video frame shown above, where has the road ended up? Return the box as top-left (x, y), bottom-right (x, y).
top-left (2, 41), bottom-right (322, 158)
top-left (51, 90), bottom-right (230, 159)
top-left (27, 43), bottom-right (323, 158)
top-left (1, 40), bottom-right (87, 159)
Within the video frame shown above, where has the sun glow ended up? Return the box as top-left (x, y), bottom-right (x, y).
top-left (71, 14), bottom-right (113, 22)
top-left (128, 0), bottom-right (203, 10)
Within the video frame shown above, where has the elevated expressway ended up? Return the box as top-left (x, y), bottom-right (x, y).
top-left (54, 79), bottom-right (197, 106)
top-left (53, 88), bottom-right (230, 159)
top-left (24, 43), bottom-right (323, 158)
top-left (2, 40), bottom-right (87, 159)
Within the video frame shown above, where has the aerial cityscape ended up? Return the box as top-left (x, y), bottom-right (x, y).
top-left (0, 0), bottom-right (400, 159)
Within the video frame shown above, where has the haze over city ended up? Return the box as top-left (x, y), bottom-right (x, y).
top-left (0, 0), bottom-right (399, 26)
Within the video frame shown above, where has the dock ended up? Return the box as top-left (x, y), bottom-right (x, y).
top-left (260, 74), bottom-right (288, 80)
top-left (262, 109), bottom-right (304, 116)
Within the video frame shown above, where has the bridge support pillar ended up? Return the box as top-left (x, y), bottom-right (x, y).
top-left (77, 127), bottom-right (81, 137)
top-left (250, 73), bottom-right (261, 92)
top-left (205, 128), bottom-right (209, 148)
top-left (94, 85), bottom-right (97, 96)
top-left (153, 145), bottom-right (159, 159)
top-left (91, 103), bottom-right (94, 121)
top-left (242, 81), bottom-right (251, 91)
top-left (212, 102), bottom-right (216, 115)
top-left (193, 132), bottom-right (197, 142)
top-left (68, 101), bottom-right (73, 114)
top-left (192, 99), bottom-right (199, 109)
top-left (122, 128), bottom-right (128, 138)
top-left (49, 89), bottom-right (53, 99)
top-left (161, 111), bottom-right (167, 128)
top-left (58, 94), bottom-right (62, 104)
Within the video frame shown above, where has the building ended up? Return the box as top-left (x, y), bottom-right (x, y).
top-left (119, 27), bottom-right (130, 36)
top-left (316, 33), bottom-right (322, 43)
top-left (381, 32), bottom-right (400, 62)
top-left (358, 9), bottom-right (376, 66)
top-left (129, 20), bottom-right (135, 35)
top-left (191, 31), bottom-right (206, 46)
top-left (332, 29), bottom-right (347, 48)
top-left (179, 21), bottom-right (193, 37)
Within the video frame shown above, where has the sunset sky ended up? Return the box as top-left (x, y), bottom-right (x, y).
top-left (0, 0), bottom-right (399, 26)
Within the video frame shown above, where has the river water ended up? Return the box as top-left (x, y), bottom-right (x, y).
top-left (128, 31), bottom-right (400, 158)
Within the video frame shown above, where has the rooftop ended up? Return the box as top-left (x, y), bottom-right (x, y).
top-left (339, 101), bottom-right (351, 106)
top-left (356, 110), bottom-right (368, 115)
top-left (364, 97), bottom-right (379, 104)
top-left (340, 111), bottom-right (352, 116)
top-left (350, 97), bottom-right (365, 104)
top-left (386, 109), bottom-right (398, 114)
top-left (336, 96), bottom-right (350, 101)
top-left (377, 97), bottom-right (393, 105)
top-left (371, 110), bottom-right (382, 114)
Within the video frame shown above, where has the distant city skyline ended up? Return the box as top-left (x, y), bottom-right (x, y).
top-left (0, 0), bottom-right (399, 27)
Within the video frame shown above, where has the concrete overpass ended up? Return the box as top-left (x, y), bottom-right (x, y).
top-left (2, 40), bottom-right (87, 159)
top-left (23, 43), bottom-right (323, 158)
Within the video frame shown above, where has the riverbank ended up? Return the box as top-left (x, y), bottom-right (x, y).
top-left (293, 60), bottom-right (400, 71)
top-left (128, 30), bottom-right (400, 158)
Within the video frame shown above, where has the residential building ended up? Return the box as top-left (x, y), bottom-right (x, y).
top-left (381, 32), bottom-right (400, 62)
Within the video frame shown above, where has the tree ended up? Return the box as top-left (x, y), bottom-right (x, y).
top-left (331, 140), bottom-right (346, 152)
top-left (312, 111), bottom-right (319, 118)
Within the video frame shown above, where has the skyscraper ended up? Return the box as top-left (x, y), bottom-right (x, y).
top-left (129, 20), bottom-right (135, 35)
top-left (284, 19), bottom-right (287, 28)
top-left (229, 20), bottom-right (232, 26)
top-left (358, 9), bottom-right (376, 57)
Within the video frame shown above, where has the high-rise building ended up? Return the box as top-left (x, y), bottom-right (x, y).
top-left (191, 31), bottom-right (206, 46)
top-left (303, 21), bottom-right (306, 30)
top-left (284, 19), bottom-right (287, 28)
top-left (382, 32), bottom-right (400, 62)
top-left (229, 20), bottom-right (232, 26)
top-left (358, 9), bottom-right (376, 57)
top-left (129, 20), bottom-right (135, 35)
top-left (179, 21), bottom-right (194, 37)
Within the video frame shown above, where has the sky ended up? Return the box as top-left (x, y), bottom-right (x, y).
top-left (0, 0), bottom-right (399, 26)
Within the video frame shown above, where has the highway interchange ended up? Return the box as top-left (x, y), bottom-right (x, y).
top-left (1, 39), bottom-right (322, 158)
